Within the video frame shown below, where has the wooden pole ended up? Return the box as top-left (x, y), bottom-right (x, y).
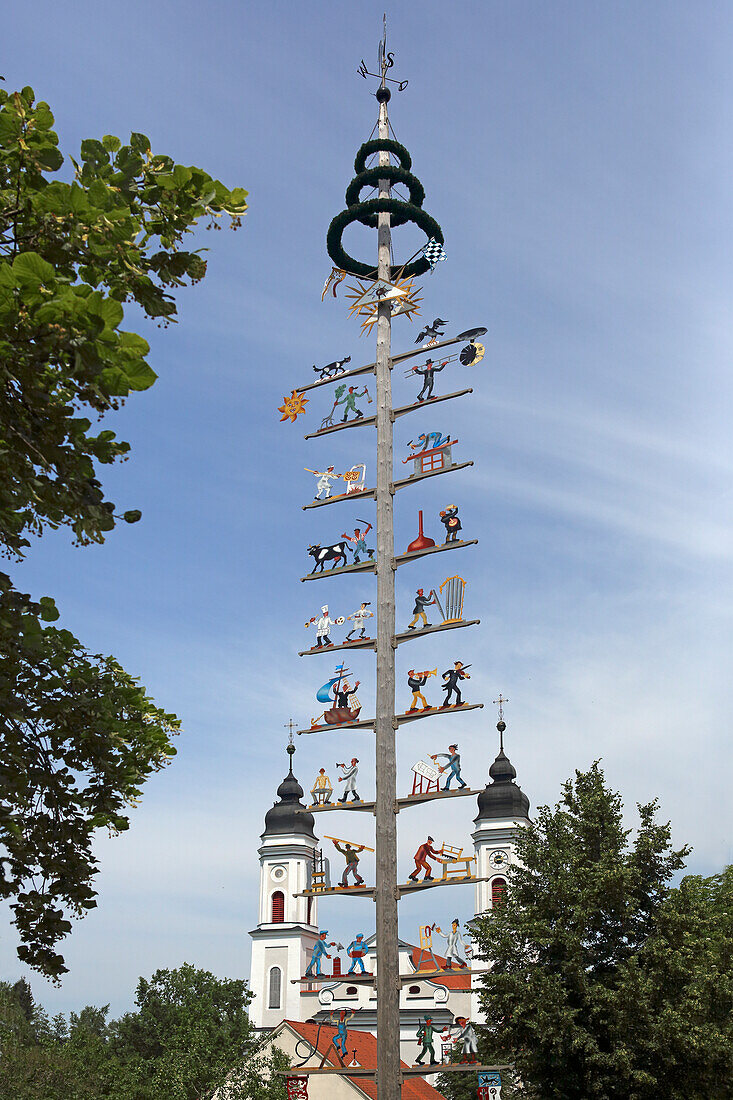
top-left (374, 78), bottom-right (400, 1100)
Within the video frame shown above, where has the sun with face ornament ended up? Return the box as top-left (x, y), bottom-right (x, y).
top-left (278, 390), bottom-right (309, 423)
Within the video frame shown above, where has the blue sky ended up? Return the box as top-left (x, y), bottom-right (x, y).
top-left (3, 1), bottom-right (732, 1016)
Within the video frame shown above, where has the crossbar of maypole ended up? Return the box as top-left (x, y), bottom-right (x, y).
top-left (373, 81), bottom-right (401, 1100)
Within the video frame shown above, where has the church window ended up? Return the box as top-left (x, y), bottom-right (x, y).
top-left (306, 896), bottom-right (313, 924)
top-left (268, 967), bottom-right (282, 1009)
top-left (271, 891), bottom-right (285, 923)
top-left (492, 877), bottom-right (507, 907)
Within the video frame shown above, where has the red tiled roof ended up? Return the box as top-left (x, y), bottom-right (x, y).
top-left (408, 946), bottom-right (472, 991)
top-left (285, 1020), bottom-right (444, 1100)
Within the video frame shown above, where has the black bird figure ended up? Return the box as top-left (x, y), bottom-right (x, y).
top-left (415, 318), bottom-right (448, 345)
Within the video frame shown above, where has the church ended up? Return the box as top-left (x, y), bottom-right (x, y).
top-left (248, 717), bottom-right (532, 1066)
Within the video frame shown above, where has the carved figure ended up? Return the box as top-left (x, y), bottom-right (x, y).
top-left (341, 522), bottom-right (374, 564)
top-left (305, 930), bottom-right (337, 977)
top-left (433, 918), bottom-right (471, 969)
top-left (408, 588), bottom-right (437, 629)
top-left (430, 744), bottom-right (466, 790)
top-left (439, 505), bottom-right (462, 543)
top-left (415, 1015), bottom-right (437, 1065)
top-left (332, 839), bottom-right (367, 887)
top-left (337, 758), bottom-right (360, 803)
top-left (409, 836), bottom-right (445, 882)
top-left (406, 669), bottom-right (436, 713)
top-left (415, 318), bottom-right (448, 345)
top-left (441, 662), bottom-right (470, 708)
top-left (311, 769), bottom-right (333, 805)
top-left (347, 933), bottom-right (368, 974)
top-left (313, 355), bottom-right (351, 380)
top-left (307, 542), bottom-right (349, 573)
top-left (305, 465), bottom-right (342, 500)
top-left (345, 601), bottom-right (373, 640)
top-left (305, 605), bottom-right (344, 647)
top-left (413, 357), bottom-right (448, 402)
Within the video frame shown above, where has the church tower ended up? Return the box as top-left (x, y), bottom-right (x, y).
top-left (472, 704), bottom-right (531, 916)
top-left (249, 741), bottom-right (319, 1031)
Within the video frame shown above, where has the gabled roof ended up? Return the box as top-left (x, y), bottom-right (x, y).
top-left (283, 1020), bottom-right (444, 1100)
top-left (407, 946), bottom-right (472, 991)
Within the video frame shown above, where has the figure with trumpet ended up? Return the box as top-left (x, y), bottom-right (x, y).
top-left (406, 668), bottom-right (436, 713)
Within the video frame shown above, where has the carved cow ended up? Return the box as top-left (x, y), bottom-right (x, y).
top-left (307, 542), bottom-right (349, 574)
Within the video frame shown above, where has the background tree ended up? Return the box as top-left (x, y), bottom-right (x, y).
top-left (0, 83), bottom-right (247, 978)
top-left (0, 964), bottom-right (286, 1100)
top-left (454, 763), bottom-right (733, 1100)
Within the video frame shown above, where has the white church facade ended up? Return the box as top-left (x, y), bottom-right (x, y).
top-left (249, 719), bottom-right (531, 1064)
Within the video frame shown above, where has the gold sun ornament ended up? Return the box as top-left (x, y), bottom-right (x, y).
top-left (278, 390), bottom-right (309, 423)
top-left (344, 276), bottom-right (423, 337)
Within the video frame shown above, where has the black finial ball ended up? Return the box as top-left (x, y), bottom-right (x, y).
top-left (497, 720), bottom-right (506, 733)
top-left (376, 86), bottom-right (391, 103)
top-left (287, 742), bottom-right (296, 756)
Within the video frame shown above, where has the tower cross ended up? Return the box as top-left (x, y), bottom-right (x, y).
top-left (493, 694), bottom-right (508, 722)
top-left (283, 718), bottom-right (297, 747)
top-left (493, 695), bottom-right (509, 751)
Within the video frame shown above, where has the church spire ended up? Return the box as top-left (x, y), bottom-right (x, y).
top-left (474, 698), bottom-right (530, 822)
top-left (261, 728), bottom-right (316, 839)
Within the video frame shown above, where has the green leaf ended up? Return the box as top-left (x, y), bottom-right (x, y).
top-left (130, 132), bottom-right (150, 155)
top-left (38, 596), bottom-right (60, 622)
top-left (12, 252), bottom-right (56, 285)
top-left (102, 134), bottom-right (121, 152)
top-left (123, 510), bottom-right (142, 524)
top-left (122, 361), bottom-right (157, 391)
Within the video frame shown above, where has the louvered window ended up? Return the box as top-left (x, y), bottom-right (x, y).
top-left (491, 877), bottom-right (507, 907)
top-left (271, 891), bottom-right (285, 923)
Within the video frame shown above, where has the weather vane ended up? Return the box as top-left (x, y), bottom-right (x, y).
top-left (284, 718), bottom-right (297, 748)
top-left (357, 14), bottom-right (408, 92)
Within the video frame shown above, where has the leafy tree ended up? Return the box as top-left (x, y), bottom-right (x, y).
top-left (460, 763), bottom-right (733, 1100)
top-left (0, 83), bottom-right (246, 978)
top-left (0, 965), bottom-right (287, 1100)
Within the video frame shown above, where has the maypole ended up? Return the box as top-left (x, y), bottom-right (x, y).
top-left (373, 42), bottom-right (400, 1100)
top-left (278, 18), bottom-right (512, 1100)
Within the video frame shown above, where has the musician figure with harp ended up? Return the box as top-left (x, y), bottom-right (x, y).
top-left (408, 587), bottom-right (437, 630)
top-left (406, 668), bottom-right (434, 712)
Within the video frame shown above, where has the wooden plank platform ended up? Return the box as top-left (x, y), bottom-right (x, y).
top-left (299, 637), bottom-right (376, 657)
top-left (290, 967), bottom-right (490, 986)
top-left (392, 460), bottom-right (474, 492)
top-left (295, 884), bottom-right (375, 899)
top-left (302, 488), bottom-right (376, 511)
top-left (297, 717), bottom-right (375, 736)
top-left (397, 875), bottom-right (488, 898)
top-left (393, 539), bottom-right (478, 568)
top-left (393, 388), bottom-right (473, 421)
top-left (396, 703), bottom-right (484, 726)
top-left (279, 1064), bottom-right (511, 1078)
top-left (394, 619), bottom-right (480, 646)
top-left (295, 788), bottom-right (480, 816)
top-left (301, 560), bottom-right (376, 583)
top-left (304, 414), bottom-right (376, 441)
top-left (294, 336), bottom-right (465, 395)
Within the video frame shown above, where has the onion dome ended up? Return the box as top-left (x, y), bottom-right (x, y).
top-left (475, 718), bottom-right (530, 823)
top-left (262, 743), bottom-right (316, 839)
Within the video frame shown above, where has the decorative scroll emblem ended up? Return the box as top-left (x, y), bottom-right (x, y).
top-left (285, 1077), bottom-right (309, 1100)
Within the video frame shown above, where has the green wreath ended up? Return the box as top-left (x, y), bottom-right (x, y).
top-left (327, 138), bottom-right (444, 280)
